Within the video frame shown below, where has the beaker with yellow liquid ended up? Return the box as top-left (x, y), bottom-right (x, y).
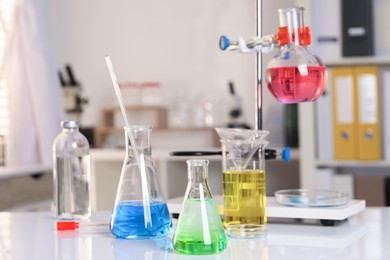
top-left (215, 128), bottom-right (269, 238)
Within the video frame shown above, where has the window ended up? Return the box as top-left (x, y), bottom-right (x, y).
top-left (0, 1), bottom-right (16, 137)
top-left (0, 1), bottom-right (15, 165)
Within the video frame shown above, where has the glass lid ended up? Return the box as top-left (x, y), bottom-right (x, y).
top-left (275, 189), bottom-right (349, 207)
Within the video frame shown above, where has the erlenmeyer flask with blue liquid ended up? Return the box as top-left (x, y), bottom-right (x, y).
top-left (110, 125), bottom-right (172, 239)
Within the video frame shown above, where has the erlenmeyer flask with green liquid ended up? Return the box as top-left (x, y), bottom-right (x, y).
top-left (173, 159), bottom-right (227, 255)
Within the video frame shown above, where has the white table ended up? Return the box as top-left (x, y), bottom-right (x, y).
top-left (1, 208), bottom-right (389, 259)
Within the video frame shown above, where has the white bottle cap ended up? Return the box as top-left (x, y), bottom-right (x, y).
top-left (61, 120), bottom-right (79, 129)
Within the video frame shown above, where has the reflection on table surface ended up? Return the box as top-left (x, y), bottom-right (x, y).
top-left (0, 208), bottom-right (389, 259)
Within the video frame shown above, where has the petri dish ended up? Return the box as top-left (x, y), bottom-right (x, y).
top-left (274, 189), bottom-right (349, 207)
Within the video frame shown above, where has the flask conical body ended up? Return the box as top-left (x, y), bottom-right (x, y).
top-left (173, 160), bottom-right (227, 255)
top-left (110, 125), bottom-right (172, 239)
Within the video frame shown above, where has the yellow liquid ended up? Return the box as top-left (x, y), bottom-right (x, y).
top-left (222, 170), bottom-right (266, 227)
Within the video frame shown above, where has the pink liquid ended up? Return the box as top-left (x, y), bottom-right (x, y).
top-left (266, 66), bottom-right (327, 104)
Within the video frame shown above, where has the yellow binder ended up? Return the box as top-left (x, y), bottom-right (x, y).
top-left (354, 66), bottom-right (382, 160)
top-left (332, 67), bottom-right (356, 160)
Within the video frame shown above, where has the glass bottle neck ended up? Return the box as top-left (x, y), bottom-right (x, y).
top-left (62, 128), bottom-right (79, 133)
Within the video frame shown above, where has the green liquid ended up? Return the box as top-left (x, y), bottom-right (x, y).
top-left (173, 199), bottom-right (227, 255)
top-left (174, 238), bottom-right (227, 255)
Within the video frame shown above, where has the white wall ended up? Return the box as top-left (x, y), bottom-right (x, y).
top-left (46, 0), bottom-right (294, 147)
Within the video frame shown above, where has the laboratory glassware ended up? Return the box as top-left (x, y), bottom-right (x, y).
top-left (215, 127), bottom-right (269, 238)
top-left (229, 237), bottom-right (268, 259)
top-left (173, 159), bottom-right (227, 255)
top-left (219, 7), bottom-right (327, 105)
top-left (266, 7), bottom-right (327, 103)
top-left (274, 189), bottom-right (349, 207)
top-left (110, 125), bottom-right (172, 239)
top-left (52, 120), bottom-right (91, 220)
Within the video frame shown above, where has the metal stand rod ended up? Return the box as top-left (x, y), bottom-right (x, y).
top-left (255, 0), bottom-right (263, 130)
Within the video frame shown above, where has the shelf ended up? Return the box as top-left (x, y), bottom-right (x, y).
top-left (96, 126), bottom-right (217, 134)
top-left (316, 160), bottom-right (390, 168)
top-left (324, 56), bottom-right (390, 67)
top-left (95, 105), bottom-right (168, 147)
top-left (99, 105), bottom-right (168, 129)
top-left (95, 127), bottom-right (220, 149)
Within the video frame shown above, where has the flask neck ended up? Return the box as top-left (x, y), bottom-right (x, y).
top-left (127, 146), bottom-right (151, 157)
top-left (277, 7), bottom-right (311, 46)
top-left (124, 126), bottom-right (152, 157)
top-left (187, 160), bottom-right (209, 185)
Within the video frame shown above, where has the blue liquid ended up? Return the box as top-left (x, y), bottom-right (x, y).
top-left (110, 201), bottom-right (172, 239)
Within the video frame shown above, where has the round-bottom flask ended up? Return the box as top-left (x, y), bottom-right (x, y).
top-left (266, 44), bottom-right (327, 104)
top-left (173, 159), bottom-right (227, 255)
top-left (266, 7), bottom-right (327, 104)
top-left (110, 125), bottom-right (172, 239)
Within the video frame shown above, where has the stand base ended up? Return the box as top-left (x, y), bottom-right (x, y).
top-left (167, 196), bottom-right (366, 226)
